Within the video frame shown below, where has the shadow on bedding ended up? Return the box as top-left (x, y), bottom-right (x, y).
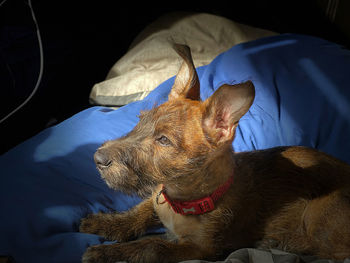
top-left (0, 141), bottom-right (145, 263)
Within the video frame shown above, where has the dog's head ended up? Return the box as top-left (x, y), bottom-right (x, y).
top-left (94, 44), bottom-right (255, 197)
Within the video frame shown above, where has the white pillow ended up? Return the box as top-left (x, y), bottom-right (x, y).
top-left (90, 12), bottom-right (277, 106)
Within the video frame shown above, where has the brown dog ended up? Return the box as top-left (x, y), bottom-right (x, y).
top-left (80, 44), bottom-right (350, 263)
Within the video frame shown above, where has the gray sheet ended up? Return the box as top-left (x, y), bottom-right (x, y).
top-left (181, 248), bottom-right (350, 263)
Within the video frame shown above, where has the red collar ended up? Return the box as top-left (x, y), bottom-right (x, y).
top-left (159, 174), bottom-right (234, 215)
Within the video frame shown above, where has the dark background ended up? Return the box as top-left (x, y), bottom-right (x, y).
top-left (1, 0), bottom-right (349, 154)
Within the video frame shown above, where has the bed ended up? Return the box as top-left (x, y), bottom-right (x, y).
top-left (1, 13), bottom-right (350, 263)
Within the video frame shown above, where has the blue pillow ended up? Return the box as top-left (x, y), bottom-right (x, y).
top-left (1, 34), bottom-right (350, 263)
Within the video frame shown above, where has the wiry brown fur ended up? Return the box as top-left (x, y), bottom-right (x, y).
top-left (80, 44), bottom-right (350, 263)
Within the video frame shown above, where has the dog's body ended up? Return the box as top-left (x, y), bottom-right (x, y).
top-left (80, 44), bottom-right (350, 262)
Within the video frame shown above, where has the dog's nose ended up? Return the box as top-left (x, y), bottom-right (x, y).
top-left (94, 149), bottom-right (112, 167)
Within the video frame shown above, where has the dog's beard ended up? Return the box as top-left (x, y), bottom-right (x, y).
top-left (97, 162), bottom-right (157, 198)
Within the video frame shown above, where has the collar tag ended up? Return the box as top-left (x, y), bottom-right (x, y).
top-left (174, 196), bottom-right (215, 215)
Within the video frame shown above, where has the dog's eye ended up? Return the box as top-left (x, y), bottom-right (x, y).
top-left (156, 135), bottom-right (172, 146)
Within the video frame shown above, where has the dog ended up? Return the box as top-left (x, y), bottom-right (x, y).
top-left (80, 44), bottom-right (350, 263)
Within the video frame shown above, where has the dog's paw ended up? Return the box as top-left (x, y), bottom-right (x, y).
top-left (79, 212), bottom-right (132, 242)
top-left (82, 243), bottom-right (138, 263)
top-left (79, 213), bottom-right (108, 236)
top-left (82, 239), bottom-right (174, 263)
top-left (82, 244), bottom-right (115, 263)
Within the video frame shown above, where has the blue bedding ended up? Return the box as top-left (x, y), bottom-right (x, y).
top-left (1, 34), bottom-right (350, 263)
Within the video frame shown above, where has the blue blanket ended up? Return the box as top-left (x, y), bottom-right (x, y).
top-left (1, 34), bottom-right (350, 263)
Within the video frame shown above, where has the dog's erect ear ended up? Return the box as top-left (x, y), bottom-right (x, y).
top-left (202, 81), bottom-right (255, 145)
top-left (168, 44), bottom-right (200, 101)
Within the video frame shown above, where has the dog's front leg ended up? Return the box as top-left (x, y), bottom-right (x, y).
top-left (80, 197), bottom-right (160, 242)
top-left (82, 237), bottom-right (211, 263)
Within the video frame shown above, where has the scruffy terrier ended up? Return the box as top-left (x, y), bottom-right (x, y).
top-left (80, 44), bottom-right (350, 263)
